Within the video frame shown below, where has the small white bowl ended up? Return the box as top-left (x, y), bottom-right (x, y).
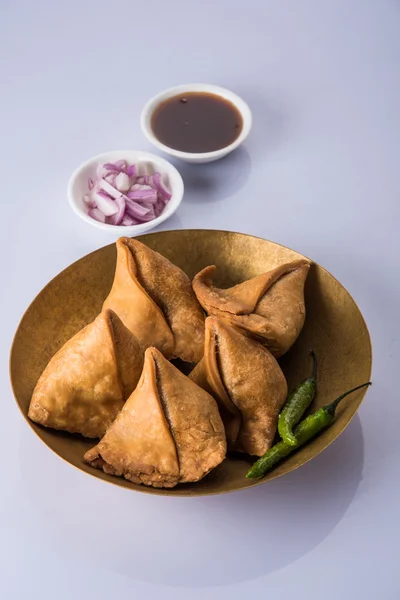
top-left (68, 150), bottom-right (184, 235)
top-left (141, 83), bottom-right (252, 164)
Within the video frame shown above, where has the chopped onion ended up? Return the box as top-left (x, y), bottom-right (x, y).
top-left (129, 183), bottom-right (153, 192)
top-left (95, 191), bottom-right (118, 216)
top-left (155, 198), bottom-right (166, 217)
top-left (85, 159), bottom-right (172, 226)
top-left (96, 189), bottom-right (112, 200)
top-left (103, 162), bottom-right (123, 173)
top-left (136, 175), bottom-right (152, 185)
top-left (88, 208), bottom-right (106, 223)
top-left (141, 202), bottom-right (156, 215)
top-left (115, 159), bottom-right (126, 171)
top-left (104, 172), bottom-right (116, 186)
top-left (99, 178), bottom-right (122, 199)
top-left (126, 164), bottom-right (136, 178)
top-left (127, 189), bottom-right (158, 203)
top-left (108, 196), bottom-right (126, 225)
top-left (125, 197), bottom-right (151, 218)
top-left (121, 216), bottom-right (137, 226)
top-left (152, 172), bottom-right (172, 200)
top-left (115, 172), bottom-right (131, 193)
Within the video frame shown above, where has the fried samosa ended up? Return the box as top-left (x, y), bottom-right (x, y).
top-left (102, 237), bottom-right (205, 363)
top-left (84, 347), bottom-right (226, 488)
top-left (192, 259), bottom-right (310, 357)
top-left (28, 309), bottom-right (143, 438)
top-left (189, 317), bottom-right (288, 456)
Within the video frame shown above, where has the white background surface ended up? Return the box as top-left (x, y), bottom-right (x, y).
top-left (1, 1), bottom-right (399, 598)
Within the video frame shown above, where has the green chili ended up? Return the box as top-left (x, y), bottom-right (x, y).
top-left (278, 351), bottom-right (317, 446)
top-left (246, 381), bottom-right (371, 479)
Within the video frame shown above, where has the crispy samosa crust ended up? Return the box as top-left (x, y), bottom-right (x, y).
top-left (192, 259), bottom-right (310, 357)
top-left (84, 347), bottom-right (226, 488)
top-left (28, 310), bottom-right (143, 438)
top-left (103, 237), bottom-right (205, 362)
top-left (190, 317), bottom-right (288, 456)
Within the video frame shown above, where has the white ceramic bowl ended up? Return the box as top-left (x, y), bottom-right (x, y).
top-left (141, 84), bottom-right (252, 164)
top-left (67, 150), bottom-right (184, 235)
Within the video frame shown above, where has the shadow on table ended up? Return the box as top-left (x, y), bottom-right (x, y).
top-left (20, 414), bottom-right (364, 587)
top-left (170, 146), bottom-right (252, 204)
top-left (238, 88), bottom-right (288, 156)
top-left (154, 211), bottom-right (184, 233)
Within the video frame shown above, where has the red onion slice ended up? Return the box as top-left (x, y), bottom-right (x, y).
top-left (104, 172), bottom-right (117, 185)
top-left (129, 183), bottom-right (153, 192)
top-left (115, 172), bottom-right (131, 193)
top-left (139, 209), bottom-right (157, 222)
top-left (95, 191), bottom-right (118, 216)
top-left (103, 162), bottom-right (123, 173)
top-left (96, 163), bottom-right (117, 179)
top-left (107, 196), bottom-right (126, 225)
top-left (141, 202), bottom-right (156, 215)
top-left (136, 175), bottom-right (153, 186)
top-left (88, 208), bottom-right (106, 223)
top-left (126, 164), bottom-right (136, 178)
top-left (154, 198), bottom-right (166, 217)
top-left (101, 179), bottom-right (151, 215)
top-left (88, 177), bottom-right (94, 191)
top-left (127, 189), bottom-right (158, 203)
top-left (99, 179), bottom-right (123, 199)
top-left (121, 216), bottom-right (138, 226)
top-left (152, 172), bottom-right (172, 200)
top-left (114, 159), bottom-right (126, 171)
top-left (131, 201), bottom-right (156, 222)
top-left (125, 197), bottom-right (151, 219)
top-left (96, 189), bottom-right (113, 200)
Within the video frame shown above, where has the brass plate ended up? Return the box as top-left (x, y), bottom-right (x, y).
top-left (10, 230), bottom-right (372, 496)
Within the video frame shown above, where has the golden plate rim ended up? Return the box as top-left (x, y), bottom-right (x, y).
top-left (9, 229), bottom-right (372, 497)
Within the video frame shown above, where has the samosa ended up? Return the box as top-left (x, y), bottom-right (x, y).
top-left (28, 309), bottom-right (143, 438)
top-left (190, 317), bottom-right (288, 456)
top-left (102, 237), bottom-right (205, 363)
top-left (192, 259), bottom-right (310, 357)
top-left (84, 347), bottom-right (226, 488)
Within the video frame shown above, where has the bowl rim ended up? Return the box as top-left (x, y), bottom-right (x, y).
top-left (9, 229), bottom-right (373, 497)
top-left (67, 149), bottom-right (184, 234)
top-left (140, 83), bottom-right (253, 161)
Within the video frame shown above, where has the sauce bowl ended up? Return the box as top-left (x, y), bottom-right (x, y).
top-left (141, 84), bottom-right (252, 164)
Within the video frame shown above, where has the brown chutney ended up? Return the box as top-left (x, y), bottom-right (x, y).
top-left (151, 92), bottom-right (243, 153)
